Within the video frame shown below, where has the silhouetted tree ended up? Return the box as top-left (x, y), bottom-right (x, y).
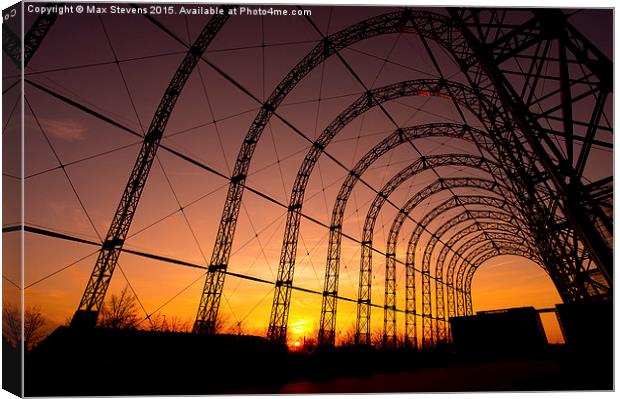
top-left (339, 324), bottom-right (357, 346)
top-left (98, 285), bottom-right (140, 330)
top-left (213, 313), bottom-right (231, 334)
top-left (2, 303), bottom-right (47, 351)
top-left (2, 303), bottom-right (20, 347)
top-left (148, 313), bottom-right (191, 332)
top-left (371, 328), bottom-right (384, 348)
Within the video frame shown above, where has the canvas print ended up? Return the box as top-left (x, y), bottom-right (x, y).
top-left (1, 1), bottom-right (613, 396)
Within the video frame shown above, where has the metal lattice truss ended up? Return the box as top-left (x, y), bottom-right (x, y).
top-left (70, 9), bottom-right (232, 328)
top-left (12, 7), bottom-right (611, 345)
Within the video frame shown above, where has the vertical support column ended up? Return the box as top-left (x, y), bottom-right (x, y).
top-left (405, 264), bottom-right (417, 348)
top-left (355, 241), bottom-right (372, 346)
top-left (70, 13), bottom-right (230, 329)
top-left (383, 252), bottom-right (397, 349)
top-left (435, 278), bottom-right (447, 344)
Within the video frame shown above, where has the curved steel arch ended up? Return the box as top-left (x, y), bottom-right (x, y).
top-left (315, 121), bottom-right (510, 347)
top-left (459, 242), bottom-right (543, 316)
top-left (382, 179), bottom-right (519, 348)
top-left (385, 208), bottom-right (520, 348)
top-left (404, 194), bottom-right (517, 347)
top-left (452, 234), bottom-right (539, 316)
top-left (198, 8), bottom-right (611, 337)
top-left (68, 12), bottom-right (232, 328)
top-left (196, 10), bottom-right (447, 335)
top-left (198, 9), bottom-right (596, 336)
top-left (423, 212), bottom-right (529, 342)
top-left (352, 159), bottom-right (510, 346)
top-left (266, 77), bottom-right (520, 343)
top-left (463, 247), bottom-right (545, 314)
top-left (430, 218), bottom-right (535, 342)
top-left (379, 184), bottom-right (519, 348)
top-left (439, 216), bottom-right (525, 322)
top-left (463, 248), bottom-right (545, 315)
top-left (445, 243), bottom-right (540, 318)
top-left (447, 235), bottom-right (535, 318)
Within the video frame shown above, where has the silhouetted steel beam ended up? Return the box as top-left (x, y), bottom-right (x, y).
top-left (70, 11), bottom-right (231, 329)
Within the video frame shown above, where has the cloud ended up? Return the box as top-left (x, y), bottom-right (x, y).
top-left (40, 118), bottom-right (88, 142)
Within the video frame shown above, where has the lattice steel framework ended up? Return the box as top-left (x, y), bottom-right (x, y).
top-left (316, 121), bottom-right (508, 347)
top-left (445, 230), bottom-right (541, 315)
top-left (27, 7), bottom-right (607, 343)
top-left (441, 221), bottom-right (518, 312)
top-left (352, 158), bottom-right (509, 346)
top-left (2, 4), bottom-right (59, 68)
top-left (383, 186), bottom-right (519, 348)
top-left (456, 239), bottom-right (543, 315)
top-left (267, 78), bottom-right (513, 343)
top-left (431, 217), bottom-right (539, 341)
top-left (462, 246), bottom-right (544, 315)
top-left (70, 11), bottom-right (231, 328)
top-left (404, 194), bottom-right (529, 347)
top-left (188, 9), bottom-right (612, 345)
top-left (423, 213), bottom-right (529, 342)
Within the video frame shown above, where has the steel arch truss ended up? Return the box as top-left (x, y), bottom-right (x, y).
top-left (353, 156), bottom-right (511, 346)
top-left (198, 10), bottom-right (612, 340)
top-left (16, 6), bottom-right (610, 351)
top-left (405, 194), bottom-right (524, 348)
top-left (70, 11), bottom-right (232, 328)
top-left (3, 6), bottom-right (60, 68)
top-left (267, 78), bottom-right (514, 343)
top-left (448, 9), bottom-right (612, 293)
top-left (197, 8), bottom-right (611, 340)
top-left (316, 121), bottom-right (510, 347)
top-left (457, 240), bottom-right (543, 316)
top-left (423, 212), bottom-right (528, 343)
top-left (194, 9), bottom-right (583, 337)
top-left (382, 185), bottom-right (521, 349)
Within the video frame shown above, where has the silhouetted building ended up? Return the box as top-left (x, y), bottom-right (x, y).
top-left (449, 306), bottom-right (547, 353)
top-left (555, 301), bottom-right (612, 353)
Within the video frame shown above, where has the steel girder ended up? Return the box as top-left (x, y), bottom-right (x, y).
top-left (197, 8), bottom-right (611, 338)
top-left (453, 235), bottom-right (540, 314)
top-left (459, 242), bottom-right (542, 316)
top-left (424, 212), bottom-right (528, 343)
top-left (2, 23), bottom-right (22, 69)
top-left (196, 10), bottom-right (541, 338)
top-left (405, 194), bottom-right (518, 348)
top-left (2, 5), bottom-right (60, 68)
top-left (448, 8), bottom-right (612, 293)
top-left (64, 12), bottom-right (232, 328)
top-left (315, 122), bottom-right (508, 347)
top-left (267, 77), bottom-right (518, 344)
top-left (352, 157), bottom-right (508, 346)
top-left (383, 188), bottom-right (519, 348)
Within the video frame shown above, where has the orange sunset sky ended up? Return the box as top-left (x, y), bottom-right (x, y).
top-left (3, 5), bottom-right (613, 346)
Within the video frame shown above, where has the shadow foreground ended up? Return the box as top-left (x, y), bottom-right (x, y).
top-left (25, 327), bottom-right (612, 396)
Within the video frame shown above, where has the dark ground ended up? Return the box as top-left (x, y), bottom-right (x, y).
top-left (24, 327), bottom-right (613, 396)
